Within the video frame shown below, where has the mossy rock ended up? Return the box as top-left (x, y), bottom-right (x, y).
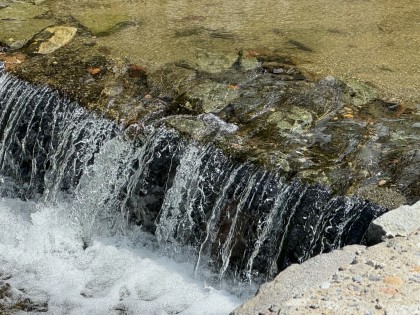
top-left (342, 79), bottom-right (378, 107)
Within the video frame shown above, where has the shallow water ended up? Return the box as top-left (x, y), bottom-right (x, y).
top-left (47, 0), bottom-right (420, 101)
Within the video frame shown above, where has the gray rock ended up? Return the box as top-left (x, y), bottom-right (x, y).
top-left (231, 245), bottom-right (364, 315)
top-left (367, 201), bottom-right (420, 244)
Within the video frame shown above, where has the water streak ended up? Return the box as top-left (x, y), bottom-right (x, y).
top-left (0, 73), bottom-right (386, 288)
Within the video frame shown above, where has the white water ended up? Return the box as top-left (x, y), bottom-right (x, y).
top-left (0, 191), bottom-right (242, 314)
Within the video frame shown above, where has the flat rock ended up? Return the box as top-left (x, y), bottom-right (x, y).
top-left (37, 26), bottom-right (77, 54)
top-left (231, 245), bottom-right (364, 315)
top-left (367, 200), bottom-right (420, 244)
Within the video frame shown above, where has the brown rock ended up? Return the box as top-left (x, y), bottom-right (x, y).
top-left (383, 275), bottom-right (404, 287)
top-left (379, 287), bottom-right (398, 295)
top-left (411, 266), bottom-right (420, 272)
top-left (87, 67), bottom-right (101, 75)
top-left (0, 53), bottom-right (26, 70)
top-left (128, 64), bottom-right (147, 78)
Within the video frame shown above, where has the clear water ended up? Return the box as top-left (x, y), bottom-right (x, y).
top-left (44, 0), bottom-right (420, 102)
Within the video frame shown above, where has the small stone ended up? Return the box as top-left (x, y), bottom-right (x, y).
top-left (378, 179), bottom-right (387, 186)
top-left (320, 282), bottom-right (330, 289)
top-left (383, 275), bottom-right (404, 287)
top-left (379, 287), bottom-right (398, 295)
top-left (375, 263), bottom-right (385, 269)
top-left (411, 266), bottom-right (420, 272)
top-left (375, 304), bottom-right (383, 310)
top-left (352, 275), bottom-right (362, 282)
top-left (368, 275), bottom-right (382, 281)
top-left (309, 304), bottom-right (319, 309)
top-left (128, 64), bottom-right (147, 78)
top-left (366, 259), bottom-right (376, 267)
top-left (348, 284), bottom-right (361, 291)
top-left (87, 67), bottom-right (101, 75)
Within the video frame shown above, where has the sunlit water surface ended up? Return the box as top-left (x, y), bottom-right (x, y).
top-left (47, 0), bottom-right (420, 102)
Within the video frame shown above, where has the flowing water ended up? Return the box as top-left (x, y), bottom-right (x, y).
top-left (0, 72), bottom-right (386, 313)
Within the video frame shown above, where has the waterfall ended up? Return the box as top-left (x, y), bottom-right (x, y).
top-left (0, 72), bottom-right (386, 290)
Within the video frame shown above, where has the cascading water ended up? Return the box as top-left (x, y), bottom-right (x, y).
top-left (0, 73), bottom-right (386, 313)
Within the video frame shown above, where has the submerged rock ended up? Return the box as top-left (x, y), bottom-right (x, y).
top-left (36, 26), bottom-right (77, 54)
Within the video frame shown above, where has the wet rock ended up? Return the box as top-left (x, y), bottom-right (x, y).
top-left (187, 51), bottom-right (241, 73)
top-left (187, 81), bottom-right (240, 113)
top-left (36, 26), bottom-right (77, 54)
top-left (0, 52), bottom-right (26, 71)
top-left (367, 201), bottom-right (420, 244)
top-left (357, 186), bottom-right (407, 210)
top-left (267, 106), bottom-right (313, 135)
top-left (128, 64), bottom-right (147, 78)
top-left (342, 79), bottom-right (378, 107)
top-left (0, 281), bottom-right (48, 313)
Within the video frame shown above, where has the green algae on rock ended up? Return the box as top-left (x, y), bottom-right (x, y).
top-left (0, 2), bottom-right (53, 49)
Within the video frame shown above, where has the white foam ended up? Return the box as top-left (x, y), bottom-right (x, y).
top-left (0, 197), bottom-right (242, 314)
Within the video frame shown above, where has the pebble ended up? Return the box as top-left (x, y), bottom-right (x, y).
top-left (383, 275), bottom-right (404, 287)
top-left (368, 275), bottom-right (382, 281)
top-left (366, 259), bottom-right (376, 267)
top-left (320, 282), bottom-right (330, 289)
top-left (409, 273), bottom-right (420, 283)
top-left (375, 263), bottom-right (385, 269)
top-left (378, 179), bottom-right (387, 186)
top-left (352, 275), bottom-right (362, 282)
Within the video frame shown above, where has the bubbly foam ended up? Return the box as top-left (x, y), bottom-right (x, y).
top-left (0, 196), bottom-right (242, 314)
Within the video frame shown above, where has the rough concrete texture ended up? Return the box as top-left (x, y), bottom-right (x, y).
top-left (274, 231), bottom-right (420, 315)
top-left (231, 245), bottom-right (365, 315)
top-left (233, 201), bottom-right (420, 315)
top-left (367, 201), bottom-right (420, 244)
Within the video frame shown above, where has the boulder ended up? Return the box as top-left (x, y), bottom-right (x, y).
top-left (367, 200), bottom-right (420, 244)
